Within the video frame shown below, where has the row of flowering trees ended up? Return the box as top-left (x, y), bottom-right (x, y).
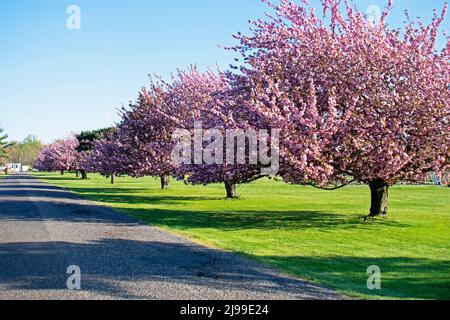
top-left (35, 0), bottom-right (449, 218)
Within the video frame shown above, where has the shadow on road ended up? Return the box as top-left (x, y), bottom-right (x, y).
top-left (0, 174), bottom-right (137, 224)
top-left (0, 239), bottom-right (341, 300)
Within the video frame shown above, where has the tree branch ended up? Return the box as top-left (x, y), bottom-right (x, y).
top-left (307, 180), bottom-right (356, 191)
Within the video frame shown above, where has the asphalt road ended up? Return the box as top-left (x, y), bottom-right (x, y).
top-left (0, 174), bottom-right (342, 300)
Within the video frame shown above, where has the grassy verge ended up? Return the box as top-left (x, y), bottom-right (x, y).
top-left (32, 172), bottom-right (450, 299)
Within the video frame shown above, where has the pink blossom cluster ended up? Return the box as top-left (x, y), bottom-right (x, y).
top-left (35, 137), bottom-right (79, 172)
top-left (230, 0), bottom-right (450, 187)
top-left (86, 130), bottom-right (129, 178)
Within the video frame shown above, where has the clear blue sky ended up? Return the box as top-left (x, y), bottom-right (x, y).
top-left (0, 0), bottom-right (448, 143)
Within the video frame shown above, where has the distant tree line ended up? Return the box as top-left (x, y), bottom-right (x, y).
top-left (4, 135), bottom-right (43, 167)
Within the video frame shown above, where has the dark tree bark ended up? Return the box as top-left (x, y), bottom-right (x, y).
top-left (160, 175), bottom-right (170, 190)
top-left (80, 170), bottom-right (88, 180)
top-left (110, 174), bottom-right (115, 184)
top-left (60, 170), bottom-right (65, 175)
top-left (75, 171), bottom-right (79, 178)
top-left (368, 179), bottom-right (389, 218)
top-left (225, 181), bottom-right (238, 199)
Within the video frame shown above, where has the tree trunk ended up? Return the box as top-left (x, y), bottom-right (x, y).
top-left (75, 171), bottom-right (79, 178)
top-left (110, 174), bottom-right (115, 184)
top-left (225, 181), bottom-right (238, 199)
top-left (60, 170), bottom-right (65, 175)
top-left (368, 179), bottom-right (389, 218)
top-left (160, 175), bottom-right (170, 190)
top-left (80, 170), bottom-right (88, 180)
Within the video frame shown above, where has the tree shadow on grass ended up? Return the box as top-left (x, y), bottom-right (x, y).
top-left (32, 180), bottom-right (406, 231)
top-left (28, 177), bottom-right (409, 231)
top-left (120, 207), bottom-right (409, 232)
top-left (249, 255), bottom-right (450, 300)
top-left (33, 176), bottom-right (83, 181)
top-left (66, 188), bottom-right (223, 205)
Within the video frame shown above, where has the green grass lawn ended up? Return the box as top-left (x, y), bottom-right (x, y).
top-left (32, 172), bottom-right (450, 299)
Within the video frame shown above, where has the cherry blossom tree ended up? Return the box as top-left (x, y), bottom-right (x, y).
top-left (87, 129), bottom-right (130, 184)
top-left (167, 67), bottom-right (267, 198)
top-left (232, 0), bottom-right (450, 216)
top-left (35, 137), bottom-right (79, 175)
top-left (75, 128), bottom-right (111, 179)
top-left (117, 79), bottom-right (176, 189)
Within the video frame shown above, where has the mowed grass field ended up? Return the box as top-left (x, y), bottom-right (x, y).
top-left (32, 172), bottom-right (450, 299)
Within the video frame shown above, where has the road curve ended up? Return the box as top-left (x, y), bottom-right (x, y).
top-left (0, 174), bottom-right (342, 300)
